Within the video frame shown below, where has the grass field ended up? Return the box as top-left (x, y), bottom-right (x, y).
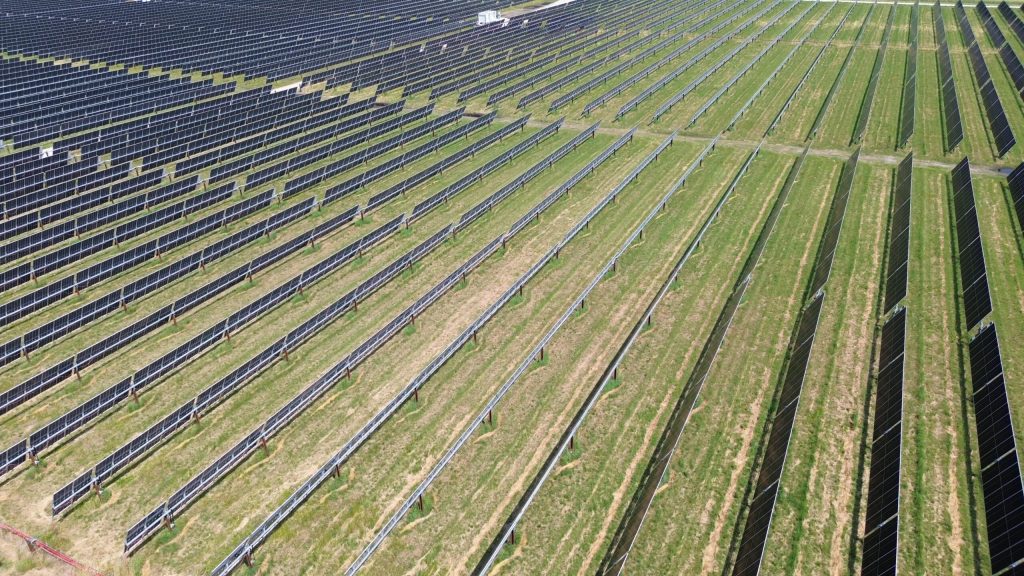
top-left (3, 0), bottom-right (1024, 575)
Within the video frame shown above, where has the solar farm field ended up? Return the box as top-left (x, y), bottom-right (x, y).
top-left (2, 0), bottom-right (1024, 575)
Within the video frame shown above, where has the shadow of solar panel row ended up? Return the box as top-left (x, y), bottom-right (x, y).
top-left (0, 59), bottom-right (234, 147)
top-left (0, 0), bottom-right (502, 81)
top-left (245, 103), bottom-right (435, 191)
top-left (950, 157), bottom-right (993, 329)
top-left (732, 292), bottom-right (826, 576)
top-left (861, 309), bottom-right (907, 576)
top-left (650, 0), bottom-right (786, 123)
top-left (900, 11), bottom-right (918, 149)
top-left (1007, 161), bottom-right (1024, 233)
top-left (0, 188), bottom-right (274, 410)
top-left (0, 197), bottom-right (356, 479)
top-left (968, 324), bottom-right (1024, 575)
top-left (280, 107), bottom-right (466, 199)
top-left (885, 153), bottom-right (913, 312)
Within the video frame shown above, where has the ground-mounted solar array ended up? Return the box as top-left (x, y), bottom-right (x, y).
top-left (2, 0), bottom-right (1024, 575)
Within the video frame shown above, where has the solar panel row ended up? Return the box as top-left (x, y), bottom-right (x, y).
top-left (950, 157), bottom-right (992, 330)
top-left (732, 293), bottom-right (826, 576)
top-left (852, 3), bottom-right (897, 145)
top-left (811, 149), bottom-right (861, 295)
top-left (968, 325), bottom-right (1024, 575)
top-left (957, 1), bottom-right (1016, 156)
top-left (934, 3), bottom-right (965, 151)
top-left (0, 187), bottom-right (273, 407)
top-left (899, 5), bottom-right (918, 149)
top-left (861, 309), bottom-right (907, 576)
top-left (884, 154), bottom-right (913, 312)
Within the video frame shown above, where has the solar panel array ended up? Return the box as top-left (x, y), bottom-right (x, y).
top-left (52, 112), bottom-right (577, 517)
top-left (732, 146), bottom-right (862, 576)
top-left (731, 293), bottom-right (826, 576)
top-left (652, 0), bottom-right (789, 123)
top-left (949, 156), bottom-right (1024, 573)
top-left (885, 154), bottom-right (913, 312)
top-left (967, 325), bottom-right (1024, 575)
top-left (0, 0), bottom-right (506, 82)
top-left (956, 1), bottom-right (1016, 157)
top-left (0, 188), bottom-right (277, 417)
top-left (852, 3), bottom-right (896, 145)
top-left (807, 0), bottom-right (878, 141)
top-left (979, 2), bottom-right (1024, 97)
top-left (576, 0), bottom-right (748, 117)
top-left (0, 58), bottom-right (234, 147)
top-left (935, 3), bottom-right (965, 151)
top-left (210, 125), bottom-right (682, 575)
top-left (541, 0), bottom-right (734, 113)
top-left (767, 3), bottom-right (855, 136)
top-left (0, 200), bottom-right (331, 477)
top-left (950, 157), bottom-right (992, 330)
top-left (811, 149), bottom-right (861, 295)
top-left (861, 308), bottom-right (907, 576)
top-left (688, 1), bottom-right (817, 128)
top-left (1007, 161), bottom-right (1024, 233)
top-left (899, 5), bottom-right (919, 149)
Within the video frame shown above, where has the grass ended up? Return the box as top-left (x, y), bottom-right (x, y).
top-left (624, 154), bottom-right (842, 575)
top-left (497, 150), bottom-right (799, 576)
top-left (6, 1), bottom-right (1024, 574)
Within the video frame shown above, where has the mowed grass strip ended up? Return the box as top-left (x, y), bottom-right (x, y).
top-left (759, 162), bottom-right (890, 575)
top-left (898, 167), bottom-right (976, 576)
top-left (621, 153), bottom-right (841, 574)
top-left (2, 131), bottom-right (623, 571)
top-left (488, 150), bottom-right (796, 576)
top-left (243, 139), bottom-right (717, 575)
top-left (352, 145), bottom-right (751, 576)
